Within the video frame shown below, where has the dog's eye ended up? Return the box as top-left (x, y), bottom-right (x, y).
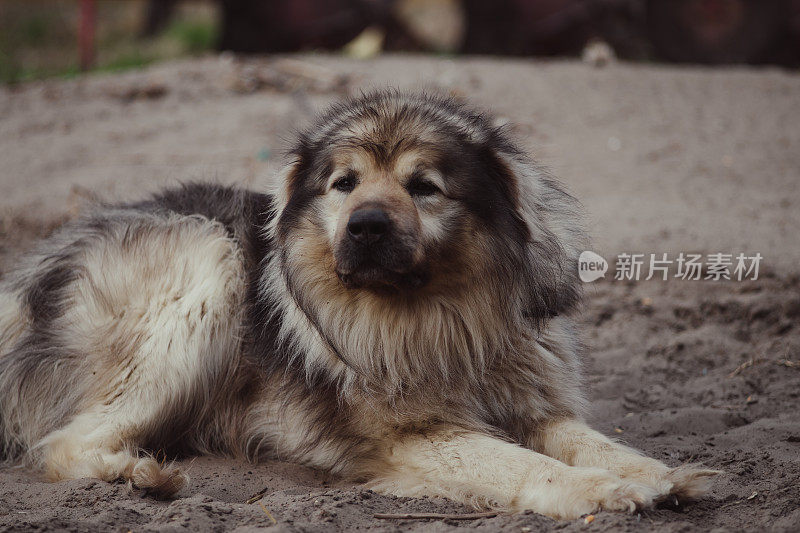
top-left (406, 177), bottom-right (440, 197)
top-left (332, 173), bottom-right (357, 193)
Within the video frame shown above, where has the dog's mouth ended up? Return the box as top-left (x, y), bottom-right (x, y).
top-left (336, 261), bottom-right (428, 292)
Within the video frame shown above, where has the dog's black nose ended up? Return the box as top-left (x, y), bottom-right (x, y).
top-left (347, 208), bottom-right (390, 245)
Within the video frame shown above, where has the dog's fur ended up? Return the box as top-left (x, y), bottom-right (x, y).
top-left (0, 91), bottom-right (715, 519)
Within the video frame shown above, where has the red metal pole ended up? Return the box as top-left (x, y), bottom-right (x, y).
top-left (79, 0), bottom-right (96, 71)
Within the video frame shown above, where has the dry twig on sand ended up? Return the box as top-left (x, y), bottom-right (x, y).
top-left (245, 490), bottom-right (268, 505)
top-left (374, 511), bottom-right (498, 520)
top-left (728, 358), bottom-right (765, 377)
top-left (728, 357), bottom-right (799, 378)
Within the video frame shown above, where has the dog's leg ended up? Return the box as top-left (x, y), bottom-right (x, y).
top-left (35, 410), bottom-right (188, 497)
top-left (531, 419), bottom-right (717, 501)
top-left (23, 215), bottom-right (246, 497)
top-left (368, 428), bottom-right (661, 519)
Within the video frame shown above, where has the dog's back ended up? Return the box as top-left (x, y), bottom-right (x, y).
top-left (0, 184), bottom-right (271, 491)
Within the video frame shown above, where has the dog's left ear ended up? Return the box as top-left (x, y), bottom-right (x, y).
top-left (492, 150), bottom-right (588, 320)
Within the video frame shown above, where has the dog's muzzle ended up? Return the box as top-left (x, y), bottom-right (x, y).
top-left (336, 207), bottom-right (427, 291)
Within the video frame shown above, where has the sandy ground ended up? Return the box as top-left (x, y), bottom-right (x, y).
top-left (0, 54), bottom-right (798, 532)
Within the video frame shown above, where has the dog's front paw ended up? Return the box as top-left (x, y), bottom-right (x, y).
top-left (129, 457), bottom-right (188, 498)
top-left (663, 465), bottom-right (719, 500)
top-left (517, 467), bottom-right (659, 519)
top-left (615, 461), bottom-right (719, 503)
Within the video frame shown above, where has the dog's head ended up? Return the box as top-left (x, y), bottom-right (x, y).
top-left (271, 91), bottom-right (586, 322)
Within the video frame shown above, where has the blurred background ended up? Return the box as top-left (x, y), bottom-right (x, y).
top-left (1, 0), bottom-right (799, 84)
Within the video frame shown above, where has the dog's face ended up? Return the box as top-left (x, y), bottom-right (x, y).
top-left (273, 92), bottom-right (584, 319)
top-left (323, 144), bottom-right (438, 291)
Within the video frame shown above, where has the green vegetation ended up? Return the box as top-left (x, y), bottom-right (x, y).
top-left (167, 17), bottom-right (218, 54)
top-left (0, 1), bottom-right (218, 84)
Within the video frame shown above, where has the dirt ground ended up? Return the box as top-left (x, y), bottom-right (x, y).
top-left (0, 54), bottom-right (798, 532)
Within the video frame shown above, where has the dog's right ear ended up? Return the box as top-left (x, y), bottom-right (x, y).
top-left (270, 132), bottom-right (320, 213)
top-left (267, 157), bottom-right (304, 245)
top-left (269, 159), bottom-right (301, 222)
top-left (269, 140), bottom-right (330, 244)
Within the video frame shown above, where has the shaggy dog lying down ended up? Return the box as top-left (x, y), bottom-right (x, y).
top-left (0, 91), bottom-right (715, 519)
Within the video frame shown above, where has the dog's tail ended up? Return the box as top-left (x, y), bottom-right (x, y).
top-left (0, 287), bottom-right (29, 461)
top-left (0, 283), bottom-right (84, 465)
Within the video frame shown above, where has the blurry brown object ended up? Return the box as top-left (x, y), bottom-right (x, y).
top-left (461, 0), bottom-right (601, 56)
top-left (141, 0), bottom-right (178, 38)
top-left (216, 0), bottom-right (435, 53)
top-left (218, 0), bottom-right (382, 52)
top-left (460, 0), bottom-right (799, 64)
top-left (646, 0), bottom-right (795, 64)
top-left (455, 0), bottom-right (641, 58)
top-left (209, 0), bottom-right (799, 64)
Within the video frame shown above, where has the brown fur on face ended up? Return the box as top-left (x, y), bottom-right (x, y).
top-left (329, 148), bottom-right (429, 291)
top-left (276, 124), bottom-right (511, 302)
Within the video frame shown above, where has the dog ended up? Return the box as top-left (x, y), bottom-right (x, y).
top-left (0, 91), bottom-right (715, 519)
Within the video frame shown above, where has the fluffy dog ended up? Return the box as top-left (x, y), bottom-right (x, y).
top-left (0, 91), bottom-right (715, 519)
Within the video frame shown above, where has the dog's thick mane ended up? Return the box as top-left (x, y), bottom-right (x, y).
top-left (262, 247), bottom-right (526, 393)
